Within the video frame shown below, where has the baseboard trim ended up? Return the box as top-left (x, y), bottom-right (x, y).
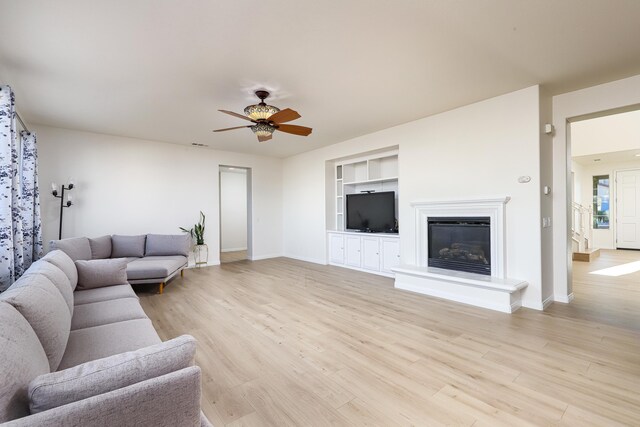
top-left (221, 247), bottom-right (247, 253)
top-left (554, 292), bottom-right (575, 303)
top-left (283, 254), bottom-right (327, 265)
top-left (250, 253), bottom-right (282, 261)
top-left (542, 294), bottom-right (554, 310)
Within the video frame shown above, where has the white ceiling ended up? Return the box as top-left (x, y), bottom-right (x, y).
top-left (1, 1), bottom-right (640, 158)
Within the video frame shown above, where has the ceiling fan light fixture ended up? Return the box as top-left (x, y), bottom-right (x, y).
top-left (251, 123), bottom-right (276, 139)
top-left (244, 104), bottom-right (280, 121)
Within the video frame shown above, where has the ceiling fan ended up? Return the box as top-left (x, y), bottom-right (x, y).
top-left (213, 90), bottom-right (312, 143)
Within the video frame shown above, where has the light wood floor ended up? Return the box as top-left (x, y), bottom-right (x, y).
top-left (139, 252), bottom-right (640, 426)
top-left (220, 250), bottom-right (248, 264)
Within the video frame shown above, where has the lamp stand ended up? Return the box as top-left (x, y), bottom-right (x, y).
top-left (52, 183), bottom-right (74, 240)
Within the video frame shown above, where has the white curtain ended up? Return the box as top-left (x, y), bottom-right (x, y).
top-left (20, 130), bottom-right (44, 268)
top-left (0, 85), bottom-right (43, 291)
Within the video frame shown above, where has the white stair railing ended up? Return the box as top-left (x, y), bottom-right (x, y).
top-left (571, 202), bottom-right (593, 252)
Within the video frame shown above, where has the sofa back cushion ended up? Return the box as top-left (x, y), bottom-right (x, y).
top-left (0, 302), bottom-right (50, 422)
top-left (111, 235), bottom-right (146, 258)
top-left (49, 237), bottom-right (91, 261)
top-left (89, 235), bottom-right (112, 259)
top-left (42, 250), bottom-right (78, 290)
top-left (145, 234), bottom-right (191, 257)
top-left (0, 275), bottom-right (71, 371)
top-left (75, 258), bottom-right (129, 290)
top-left (20, 260), bottom-right (74, 316)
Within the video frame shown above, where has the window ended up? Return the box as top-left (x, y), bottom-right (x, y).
top-left (592, 175), bottom-right (610, 229)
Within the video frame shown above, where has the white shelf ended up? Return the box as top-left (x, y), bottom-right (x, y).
top-left (343, 176), bottom-right (399, 185)
top-left (330, 149), bottom-right (399, 242)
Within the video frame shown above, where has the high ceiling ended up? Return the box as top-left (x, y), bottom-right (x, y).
top-left (1, 1), bottom-right (640, 158)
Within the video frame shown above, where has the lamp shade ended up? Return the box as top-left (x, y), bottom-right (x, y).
top-left (244, 103), bottom-right (280, 121)
top-left (251, 123), bottom-right (276, 138)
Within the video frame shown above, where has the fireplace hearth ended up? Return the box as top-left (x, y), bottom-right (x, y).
top-left (428, 217), bottom-right (491, 275)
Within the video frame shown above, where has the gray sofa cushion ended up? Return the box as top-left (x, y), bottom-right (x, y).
top-left (42, 250), bottom-right (78, 290)
top-left (0, 302), bottom-right (50, 422)
top-left (49, 237), bottom-right (91, 261)
top-left (29, 335), bottom-right (196, 414)
top-left (126, 256), bottom-right (188, 280)
top-left (145, 234), bottom-right (191, 257)
top-left (73, 284), bottom-right (138, 306)
top-left (89, 235), bottom-right (112, 259)
top-left (21, 260), bottom-right (74, 316)
top-left (58, 318), bottom-right (161, 370)
top-left (75, 258), bottom-right (129, 290)
top-left (71, 298), bottom-right (148, 330)
top-left (0, 275), bottom-right (71, 371)
top-left (111, 235), bottom-right (146, 258)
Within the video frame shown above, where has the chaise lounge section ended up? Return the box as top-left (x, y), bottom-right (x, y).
top-left (50, 234), bottom-right (190, 294)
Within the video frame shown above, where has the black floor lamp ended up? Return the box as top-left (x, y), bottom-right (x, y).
top-left (51, 180), bottom-right (74, 240)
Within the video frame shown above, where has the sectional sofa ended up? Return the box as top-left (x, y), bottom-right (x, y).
top-left (0, 249), bottom-right (211, 426)
top-left (50, 234), bottom-right (191, 294)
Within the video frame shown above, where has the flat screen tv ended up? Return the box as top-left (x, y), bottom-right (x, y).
top-left (346, 191), bottom-right (396, 233)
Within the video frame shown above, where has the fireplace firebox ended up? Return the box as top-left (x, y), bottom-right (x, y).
top-left (427, 217), bottom-right (491, 275)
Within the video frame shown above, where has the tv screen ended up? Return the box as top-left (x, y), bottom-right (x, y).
top-left (346, 191), bottom-right (396, 232)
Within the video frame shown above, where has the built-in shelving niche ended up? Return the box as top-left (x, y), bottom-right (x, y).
top-left (325, 148), bottom-right (399, 232)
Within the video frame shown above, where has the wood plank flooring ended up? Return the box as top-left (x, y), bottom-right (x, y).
top-left (220, 250), bottom-right (248, 264)
top-left (139, 252), bottom-right (640, 426)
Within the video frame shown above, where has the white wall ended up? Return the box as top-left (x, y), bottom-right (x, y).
top-left (539, 88), bottom-right (554, 306)
top-left (284, 86), bottom-right (547, 310)
top-left (36, 125), bottom-right (283, 263)
top-left (220, 170), bottom-right (247, 252)
top-left (571, 110), bottom-right (640, 157)
top-left (552, 74), bottom-right (640, 301)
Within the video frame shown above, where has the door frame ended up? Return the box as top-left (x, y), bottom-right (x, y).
top-left (552, 75), bottom-right (640, 303)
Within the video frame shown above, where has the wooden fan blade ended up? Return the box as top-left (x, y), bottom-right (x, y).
top-left (258, 134), bottom-right (272, 143)
top-left (213, 125), bottom-right (250, 132)
top-left (267, 108), bottom-right (301, 124)
top-left (276, 124), bottom-right (312, 136)
top-left (219, 109), bottom-right (254, 122)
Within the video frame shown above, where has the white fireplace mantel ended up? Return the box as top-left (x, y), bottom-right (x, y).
top-left (393, 196), bottom-right (528, 313)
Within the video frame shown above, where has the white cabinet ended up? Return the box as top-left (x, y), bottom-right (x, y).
top-left (345, 235), bottom-right (362, 267)
top-left (381, 238), bottom-right (400, 274)
top-left (328, 232), bottom-right (399, 277)
top-left (362, 237), bottom-right (380, 271)
top-left (329, 233), bottom-right (345, 264)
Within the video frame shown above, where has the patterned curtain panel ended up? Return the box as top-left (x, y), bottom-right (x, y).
top-left (20, 130), bottom-right (44, 267)
top-left (0, 86), bottom-right (43, 291)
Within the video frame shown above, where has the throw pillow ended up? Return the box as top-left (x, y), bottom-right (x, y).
top-left (111, 235), bottom-right (146, 258)
top-left (28, 335), bottom-right (196, 413)
top-left (75, 258), bottom-right (129, 290)
top-left (89, 235), bottom-right (112, 259)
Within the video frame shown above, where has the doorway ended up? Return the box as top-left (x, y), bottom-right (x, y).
top-left (562, 109), bottom-right (640, 327)
top-left (219, 166), bottom-right (252, 263)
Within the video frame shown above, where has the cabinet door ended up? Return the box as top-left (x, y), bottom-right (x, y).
top-left (381, 238), bottom-right (400, 273)
top-left (345, 236), bottom-right (362, 267)
top-left (362, 237), bottom-right (380, 271)
top-left (329, 234), bottom-right (345, 264)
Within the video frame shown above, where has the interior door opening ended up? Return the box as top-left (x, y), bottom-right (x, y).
top-left (563, 107), bottom-right (640, 328)
top-left (219, 166), bottom-right (252, 263)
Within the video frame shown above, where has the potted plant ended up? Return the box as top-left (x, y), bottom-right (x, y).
top-left (180, 211), bottom-right (207, 267)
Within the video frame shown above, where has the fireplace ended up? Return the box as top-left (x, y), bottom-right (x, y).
top-left (427, 217), bottom-right (491, 275)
